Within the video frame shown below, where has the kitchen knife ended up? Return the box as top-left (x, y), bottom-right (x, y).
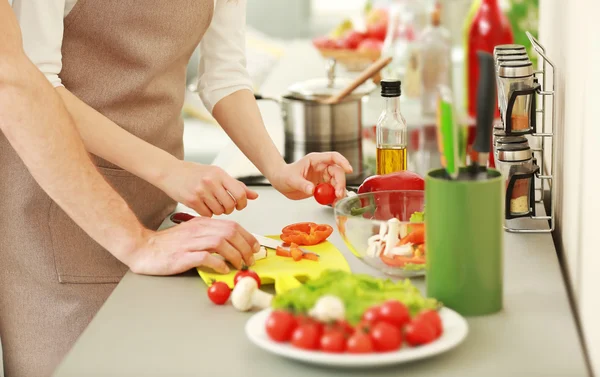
top-left (169, 212), bottom-right (318, 255)
top-left (437, 85), bottom-right (459, 179)
top-left (472, 51), bottom-right (496, 176)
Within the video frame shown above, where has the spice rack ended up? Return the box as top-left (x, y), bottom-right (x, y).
top-left (495, 31), bottom-right (557, 233)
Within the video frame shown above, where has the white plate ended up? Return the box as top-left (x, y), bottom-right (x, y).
top-left (245, 307), bottom-right (469, 368)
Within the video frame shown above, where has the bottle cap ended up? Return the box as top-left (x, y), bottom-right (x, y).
top-left (381, 80), bottom-right (401, 97)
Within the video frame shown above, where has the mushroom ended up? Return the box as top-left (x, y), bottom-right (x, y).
top-left (384, 218), bottom-right (401, 256)
top-left (230, 277), bottom-right (273, 312)
top-left (254, 246), bottom-right (267, 261)
top-left (308, 295), bottom-right (345, 322)
top-left (389, 243), bottom-right (413, 257)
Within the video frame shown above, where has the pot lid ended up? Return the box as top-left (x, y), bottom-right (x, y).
top-left (286, 77), bottom-right (376, 101)
top-left (499, 60), bottom-right (534, 78)
top-left (497, 143), bottom-right (532, 162)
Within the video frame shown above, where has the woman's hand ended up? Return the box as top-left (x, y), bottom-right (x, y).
top-left (127, 217), bottom-right (260, 275)
top-left (158, 161), bottom-right (258, 217)
top-left (268, 152), bottom-right (353, 200)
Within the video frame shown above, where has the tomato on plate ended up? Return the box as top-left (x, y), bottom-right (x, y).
top-left (320, 330), bottom-right (347, 353)
top-left (369, 322), bottom-right (403, 352)
top-left (233, 267), bottom-right (261, 288)
top-left (314, 183), bottom-right (336, 206)
top-left (405, 317), bottom-right (437, 347)
top-left (418, 310), bottom-right (443, 338)
top-left (207, 281), bottom-right (231, 305)
top-left (361, 306), bottom-right (381, 324)
top-left (291, 324), bottom-right (321, 350)
top-left (280, 222), bottom-right (333, 246)
top-left (380, 254), bottom-right (426, 268)
top-left (333, 320), bottom-right (354, 336)
top-left (265, 311), bottom-right (297, 342)
top-left (378, 300), bottom-right (410, 329)
top-left (347, 331), bottom-right (375, 354)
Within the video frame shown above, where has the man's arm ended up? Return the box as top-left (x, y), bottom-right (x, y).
top-left (0, 3), bottom-right (258, 274)
top-left (0, 1), bottom-right (146, 263)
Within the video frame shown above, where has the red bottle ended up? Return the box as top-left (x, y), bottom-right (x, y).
top-left (464, 0), bottom-right (513, 167)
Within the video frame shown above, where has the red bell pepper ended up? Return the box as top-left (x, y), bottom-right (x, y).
top-left (280, 222), bottom-right (333, 246)
top-left (356, 171), bottom-right (425, 220)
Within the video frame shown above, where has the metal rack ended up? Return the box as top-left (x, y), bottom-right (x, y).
top-left (501, 31), bottom-right (557, 233)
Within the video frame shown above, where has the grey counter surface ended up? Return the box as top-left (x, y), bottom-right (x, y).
top-left (53, 187), bottom-right (589, 377)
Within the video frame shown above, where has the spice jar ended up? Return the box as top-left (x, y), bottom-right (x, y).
top-left (494, 53), bottom-right (530, 116)
top-left (496, 143), bottom-right (539, 219)
top-left (498, 60), bottom-right (540, 134)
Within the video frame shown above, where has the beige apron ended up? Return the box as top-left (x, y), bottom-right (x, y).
top-left (0, 1), bottom-right (214, 375)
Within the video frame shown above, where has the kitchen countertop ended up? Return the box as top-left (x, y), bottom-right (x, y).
top-left (53, 187), bottom-right (589, 377)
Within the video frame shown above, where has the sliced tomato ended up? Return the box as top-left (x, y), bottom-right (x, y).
top-left (280, 222), bottom-right (333, 246)
top-left (380, 254), bottom-right (426, 267)
top-left (399, 227), bottom-right (425, 246)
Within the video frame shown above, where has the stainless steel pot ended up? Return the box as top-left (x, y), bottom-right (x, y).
top-left (256, 60), bottom-right (377, 183)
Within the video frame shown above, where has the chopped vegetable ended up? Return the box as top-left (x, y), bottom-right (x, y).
top-left (290, 245), bottom-right (303, 261)
top-left (380, 254), bottom-right (425, 267)
top-left (254, 246), bottom-right (267, 261)
top-left (402, 263), bottom-right (427, 272)
top-left (399, 227), bottom-right (424, 245)
top-left (271, 270), bottom-right (439, 324)
top-left (276, 246), bottom-right (291, 257)
top-left (409, 211), bottom-right (425, 223)
top-left (281, 222), bottom-right (333, 246)
top-left (275, 243), bottom-right (320, 262)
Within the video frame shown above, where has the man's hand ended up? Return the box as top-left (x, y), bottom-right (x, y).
top-left (157, 161), bottom-right (258, 217)
top-left (126, 217), bottom-right (260, 275)
top-left (268, 152), bottom-right (353, 200)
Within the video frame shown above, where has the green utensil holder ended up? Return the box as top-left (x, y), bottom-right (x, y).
top-left (425, 168), bottom-right (504, 316)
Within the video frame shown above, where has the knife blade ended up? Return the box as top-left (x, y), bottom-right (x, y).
top-left (169, 212), bottom-right (318, 256)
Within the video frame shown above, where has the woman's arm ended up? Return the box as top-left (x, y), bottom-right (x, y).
top-left (198, 0), bottom-right (286, 179)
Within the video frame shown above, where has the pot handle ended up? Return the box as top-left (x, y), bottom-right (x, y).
top-left (254, 93), bottom-right (281, 104)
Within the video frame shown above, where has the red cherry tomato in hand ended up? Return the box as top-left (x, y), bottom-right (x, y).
top-left (265, 310), bottom-right (298, 342)
top-left (291, 324), bottom-right (321, 350)
top-left (370, 322), bottom-right (403, 352)
top-left (378, 300), bottom-right (411, 329)
top-left (418, 310), bottom-right (443, 338)
top-left (233, 267), bottom-right (260, 288)
top-left (207, 281), bottom-right (231, 305)
top-left (347, 331), bottom-right (375, 353)
top-left (405, 318), bottom-right (437, 347)
top-left (314, 183), bottom-right (336, 205)
top-left (320, 330), bottom-right (347, 353)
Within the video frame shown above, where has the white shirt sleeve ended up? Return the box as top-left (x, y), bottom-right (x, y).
top-left (11, 0), bottom-right (66, 88)
top-left (198, 0), bottom-right (254, 114)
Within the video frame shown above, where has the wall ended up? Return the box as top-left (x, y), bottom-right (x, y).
top-left (539, 0), bottom-right (600, 374)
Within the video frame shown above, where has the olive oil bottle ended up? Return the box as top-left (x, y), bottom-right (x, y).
top-left (376, 80), bottom-right (408, 175)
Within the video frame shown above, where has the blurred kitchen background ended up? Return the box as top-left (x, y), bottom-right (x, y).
top-left (181, 1), bottom-right (599, 373)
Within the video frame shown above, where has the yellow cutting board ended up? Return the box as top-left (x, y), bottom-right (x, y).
top-left (196, 235), bottom-right (350, 294)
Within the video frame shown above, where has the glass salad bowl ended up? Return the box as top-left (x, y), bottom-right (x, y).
top-left (334, 190), bottom-right (426, 278)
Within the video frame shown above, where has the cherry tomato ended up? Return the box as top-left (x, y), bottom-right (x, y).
top-left (334, 320), bottom-right (355, 336)
top-left (265, 310), bottom-right (297, 342)
top-left (233, 267), bottom-right (260, 288)
top-left (207, 281), bottom-right (231, 305)
top-left (418, 310), bottom-right (443, 338)
top-left (291, 324), bottom-right (321, 350)
top-left (378, 300), bottom-right (410, 329)
top-left (362, 306), bottom-right (381, 323)
top-left (320, 330), bottom-right (346, 353)
top-left (347, 331), bottom-right (375, 354)
top-left (314, 183), bottom-right (336, 205)
top-left (354, 319), bottom-right (372, 334)
top-left (369, 322), bottom-right (403, 352)
top-left (405, 318), bottom-right (437, 347)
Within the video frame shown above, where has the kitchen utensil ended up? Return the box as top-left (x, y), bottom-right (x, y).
top-left (254, 61), bottom-right (377, 183)
top-left (245, 307), bottom-right (468, 368)
top-left (471, 51), bottom-right (496, 177)
top-left (425, 167), bottom-right (504, 315)
top-left (496, 143), bottom-right (539, 219)
top-left (437, 85), bottom-right (459, 179)
top-left (333, 190), bottom-right (426, 278)
top-left (169, 212), bottom-right (315, 255)
top-left (318, 56), bottom-right (392, 105)
top-left (498, 60), bottom-right (540, 134)
top-left (198, 235), bottom-right (350, 294)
